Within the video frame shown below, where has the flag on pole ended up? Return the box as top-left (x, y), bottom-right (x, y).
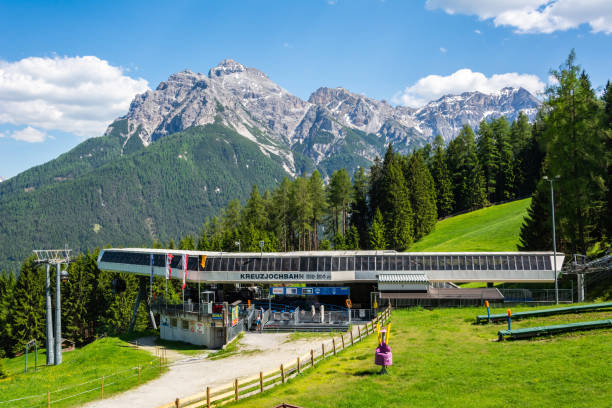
top-left (166, 254), bottom-right (173, 280)
top-left (182, 254), bottom-right (189, 290)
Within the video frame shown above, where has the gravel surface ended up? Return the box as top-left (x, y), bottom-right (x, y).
top-left (81, 332), bottom-right (338, 408)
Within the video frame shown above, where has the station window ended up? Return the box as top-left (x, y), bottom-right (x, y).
top-left (501, 256), bottom-right (509, 270)
top-left (347, 257), bottom-right (354, 271)
top-left (181, 320), bottom-right (189, 330)
top-left (170, 318), bottom-right (177, 328)
top-left (300, 257), bottom-right (309, 272)
top-left (543, 256), bottom-right (552, 270)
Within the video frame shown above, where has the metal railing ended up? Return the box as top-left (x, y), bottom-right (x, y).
top-left (499, 288), bottom-right (573, 303)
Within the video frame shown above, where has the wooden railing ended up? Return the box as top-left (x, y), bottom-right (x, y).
top-left (158, 307), bottom-right (392, 408)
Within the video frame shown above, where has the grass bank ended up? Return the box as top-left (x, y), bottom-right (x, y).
top-left (0, 337), bottom-right (164, 408)
top-left (227, 306), bottom-right (611, 408)
top-left (409, 198), bottom-right (531, 252)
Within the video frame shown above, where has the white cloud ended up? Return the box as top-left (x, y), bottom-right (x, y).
top-left (394, 68), bottom-right (546, 107)
top-left (440, 47), bottom-right (447, 53)
top-left (426, 0), bottom-right (612, 34)
top-left (474, 29), bottom-right (481, 34)
top-left (10, 126), bottom-right (47, 143)
top-left (0, 56), bottom-right (150, 138)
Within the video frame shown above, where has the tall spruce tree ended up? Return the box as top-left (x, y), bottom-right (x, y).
top-left (541, 51), bottom-right (605, 254)
top-left (380, 148), bottom-right (413, 250)
top-left (510, 112), bottom-right (537, 196)
top-left (492, 117), bottom-right (515, 201)
top-left (430, 135), bottom-right (454, 217)
top-left (369, 208), bottom-right (387, 250)
top-left (448, 125), bottom-right (488, 211)
top-left (244, 185), bottom-right (266, 231)
top-left (327, 169), bottom-right (353, 236)
top-left (403, 151), bottom-right (437, 240)
top-left (0, 272), bottom-right (16, 356)
top-left (519, 180), bottom-right (555, 251)
top-left (309, 170), bottom-right (328, 250)
top-left (477, 120), bottom-right (499, 202)
top-left (601, 81), bottom-right (612, 242)
top-left (272, 177), bottom-right (292, 251)
top-left (350, 166), bottom-right (371, 249)
top-left (7, 257), bottom-right (46, 355)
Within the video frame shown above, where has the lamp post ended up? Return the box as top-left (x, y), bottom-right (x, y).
top-left (235, 240), bottom-right (241, 252)
top-left (543, 175), bottom-right (560, 304)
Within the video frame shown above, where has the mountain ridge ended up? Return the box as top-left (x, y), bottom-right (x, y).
top-left (108, 59), bottom-right (540, 177)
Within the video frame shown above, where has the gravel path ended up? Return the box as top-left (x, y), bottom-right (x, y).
top-left (81, 332), bottom-right (337, 408)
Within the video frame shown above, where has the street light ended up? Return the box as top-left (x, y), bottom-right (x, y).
top-left (234, 240), bottom-right (241, 252)
top-left (543, 175), bottom-right (560, 304)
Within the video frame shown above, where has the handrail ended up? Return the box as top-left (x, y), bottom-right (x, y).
top-left (158, 306), bottom-right (391, 408)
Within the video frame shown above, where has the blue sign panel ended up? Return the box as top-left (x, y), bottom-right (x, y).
top-left (269, 286), bottom-right (350, 296)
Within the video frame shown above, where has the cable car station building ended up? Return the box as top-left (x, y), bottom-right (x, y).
top-left (98, 249), bottom-right (564, 345)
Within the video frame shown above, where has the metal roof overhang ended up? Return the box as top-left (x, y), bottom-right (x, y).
top-left (378, 274), bottom-right (429, 283)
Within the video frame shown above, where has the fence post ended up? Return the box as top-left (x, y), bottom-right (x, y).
top-left (322, 343), bottom-right (325, 358)
top-left (101, 376), bottom-right (105, 398)
top-left (281, 364), bottom-right (285, 383)
top-left (259, 372), bottom-right (264, 392)
top-left (350, 329), bottom-right (354, 345)
top-left (206, 386), bottom-right (211, 408)
top-left (175, 397), bottom-right (180, 408)
top-left (235, 378), bottom-right (239, 401)
top-left (358, 326), bottom-right (361, 340)
top-left (310, 349), bottom-right (314, 367)
top-left (333, 338), bottom-right (336, 355)
top-left (47, 391), bottom-right (50, 408)
top-left (135, 339), bottom-right (138, 349)
top-left (297, 356), bottom-right (301, 374)
top-left (138, 365), bottom-right (141, 384)
top-left (160, 355), bottom-right (162, 373)
top-left (341, 334), bottom-right (345, 349)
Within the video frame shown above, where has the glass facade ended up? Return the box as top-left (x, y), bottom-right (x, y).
top-left (100, 251), bottom-right (556, 273)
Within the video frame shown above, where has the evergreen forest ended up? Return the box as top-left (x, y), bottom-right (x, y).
top-left (0, 51), bottom-right (610, 360)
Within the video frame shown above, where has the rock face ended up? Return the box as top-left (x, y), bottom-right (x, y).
top-left (107, 59), bottom-right (541, 176)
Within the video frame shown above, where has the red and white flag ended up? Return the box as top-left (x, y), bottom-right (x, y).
top-left (166, 254), bottom-right (173, 280)
top-left (182, 254), bottom-right (189, 290)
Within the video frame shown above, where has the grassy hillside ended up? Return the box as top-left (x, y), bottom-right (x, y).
top-left (408, 198), bottom-right (531, 252)
top-left (0, 337), bottom-right (163, 408)
top-left (0, 124), bottom-right (289, 272)
top-left (228, 306), bottom-right (612, 408)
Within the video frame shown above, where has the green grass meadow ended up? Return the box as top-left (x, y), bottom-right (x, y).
top-left (228, 306), bottom-right (611, 408)
top-left (0, 337), bottom-right (165, 408)
top-left (409, 198), bottom-right (531, 252)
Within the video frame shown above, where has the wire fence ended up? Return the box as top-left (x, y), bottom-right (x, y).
top-left (0, 348), bottom-right (167, 408)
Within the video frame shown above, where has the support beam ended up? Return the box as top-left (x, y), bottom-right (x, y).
top-left (129, 278), bottom-right (146, 332)
top-left (54, 263), bottom-right (62, 365)
top-left (45, 264), bottom-right (55, 365)
top-left (577, 273), bottom-right (585, 302)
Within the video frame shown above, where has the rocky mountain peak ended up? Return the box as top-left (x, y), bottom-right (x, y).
top-left (208, 59), bottom-right (249, 77)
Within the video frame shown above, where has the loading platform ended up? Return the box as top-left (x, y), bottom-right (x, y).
top-left (497, 319), bottom-right (612, 341)
top-left (477, 302), bottom-right (612, 324)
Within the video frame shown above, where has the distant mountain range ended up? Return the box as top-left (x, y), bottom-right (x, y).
top-left (0, 59), bottom-right (541, 271)
top-left (110, 59), bottom-right (540, 177)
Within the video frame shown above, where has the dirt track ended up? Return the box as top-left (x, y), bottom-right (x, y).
top-left (81, 332), bottom-right (335, 408)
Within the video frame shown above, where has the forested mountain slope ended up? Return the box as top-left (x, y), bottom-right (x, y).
top-left (0, 124), bottom-right (288, 271)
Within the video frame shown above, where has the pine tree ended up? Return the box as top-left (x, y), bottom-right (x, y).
top-left (448, 125), bottom-right (488, 211)
top-left (327, 169), bottom-right (353, 236)
top-left (510, 112), bottom-right (536, 196)
top-left (244, 185), bottom-right (266, 231)
top-left (178, 234), bottom-right (196, 250)
top-left (430, 135), bottom-right (454, 217)
top-left (492, 117), bottom-right (515, 201)
top-left (542, 51), bottom-right (605, 254)
top-left (380, 150), bottom-right (413, 250)
top-left (0, 272), bottom-right (16, 356)
top-left (350, 167), bottom-right (370, 249)
top-left (0, 358), bottom-right (6, 379)
top-left (369, 208), bottom-right (387, 250)
top-left (519, 180), bottom-right (555, 251)
top-left (290, 177), bottom-right (313, 250)
top-left (403, 151), bottom-right (437, 240)
top-left (368, 156), bottom-right (384, 219)
top-left (599, 81), bottom-right (612, 244)
top-left (477, 120), bottom-right (498, 202)
top-left (271, 177), bottom-right (292, 251)
top-left (346, 225), bottom-right (360, 249)
top-left (7, 257), bottom-right (46, 355)
top-left (309, 170), bottom-right (328, 250)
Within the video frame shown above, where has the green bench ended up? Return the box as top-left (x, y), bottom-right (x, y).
top-left (477, 302), bottom-right (612, 324)
top-left (497, 319), bottom-right (612, 341)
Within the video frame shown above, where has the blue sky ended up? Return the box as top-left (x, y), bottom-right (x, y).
top-left (1, 0), bottom-right (611, 179)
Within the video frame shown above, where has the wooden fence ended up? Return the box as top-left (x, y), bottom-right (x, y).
top-left (158, 307), bottom-right (392, 408)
